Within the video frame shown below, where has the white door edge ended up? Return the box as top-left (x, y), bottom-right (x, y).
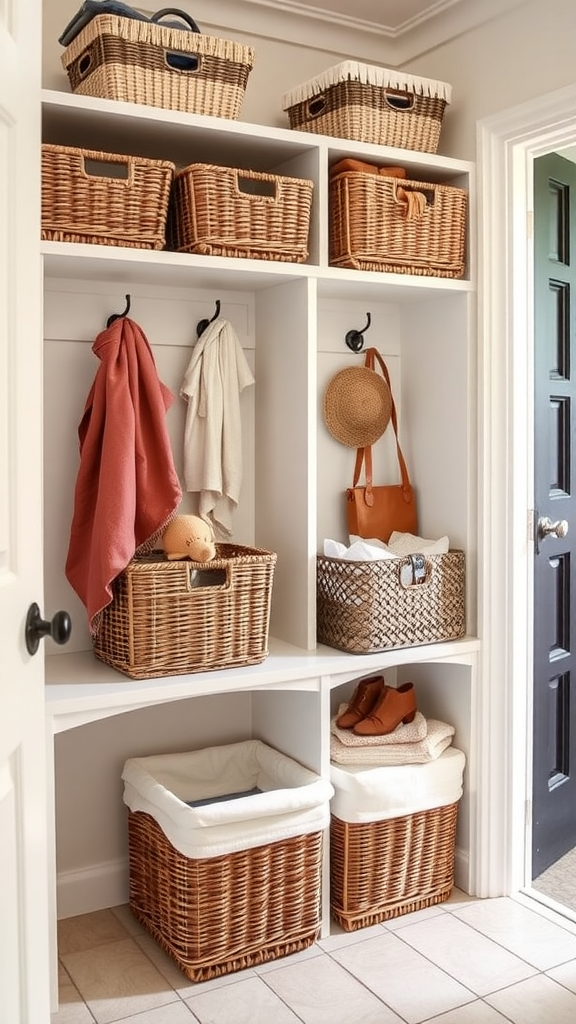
top-left (477, 83), bottom-right (576, 897)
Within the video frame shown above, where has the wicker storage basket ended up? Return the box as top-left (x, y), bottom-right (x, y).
top-left (122, 741), bottom-right (332, 980)
top-left (93, 544), bottom-right (276, 679)
top-left (282, 62), bottom-right (451, 152)
top-left (61, 13), bottom-right (255, 118)
top-left (41, 144), bottom-right (174, 249)
top-left (330, 749), bottom-right (465, 930)
top-left (168, 162), bottom-right (314, 262)
top-left (331, 804), bottom-right (459, 930)
top-left (316, 550), bottom-right (465, 654)
top-left (329, 170), bottom-right (467, 278)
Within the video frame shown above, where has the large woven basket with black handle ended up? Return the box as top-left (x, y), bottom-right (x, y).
top-left (61, 9), bottom-right (255, 118)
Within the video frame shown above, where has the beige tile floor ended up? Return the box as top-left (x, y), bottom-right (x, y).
top-left (52, 890), bottom-right (576, 1024)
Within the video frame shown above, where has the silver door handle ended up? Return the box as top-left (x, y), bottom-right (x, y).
top-left (538, 516), bottom-right (569, 540)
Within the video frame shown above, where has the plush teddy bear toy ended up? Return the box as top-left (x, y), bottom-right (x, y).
top-left (162, 514), bottom-right (216, 562)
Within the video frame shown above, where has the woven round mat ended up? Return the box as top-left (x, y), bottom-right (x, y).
top-left (323, 365), bottom-right (392, 447)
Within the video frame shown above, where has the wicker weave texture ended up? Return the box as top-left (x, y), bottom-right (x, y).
top-left (330, 803), bottom-right (458, 930)
top-left (316, 550), bottom-right (465, 654)
top-left (61, 14), bottom-right (254, 118)
top-left (41, 144), bottom-right (174, 249)
top-left (285, 80), bottom-right (447, 152)
top-left (128, 811), bottom-right (323, 980)
top-left (329, 171), bottom-right (467, 278)
top-left (168, 163), bottom-right (314, 262)
top-left (93, 544), bottom-right (276, 678)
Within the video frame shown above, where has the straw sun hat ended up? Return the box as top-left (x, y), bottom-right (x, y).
top-left (323, 365), bottom-right (392, 448)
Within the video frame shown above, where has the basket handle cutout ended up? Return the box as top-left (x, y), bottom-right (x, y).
top-left (188, 566), bottom-right (229, 591)
top-left (307, 95), bottom-right (327, 119)
top-left (82, 156), bottom-right (131, 182)
top-left (164, 50), bottom-right (200, 73)
top-left (237, 173), bottom-right (278, 201)
top-left (77, 48), bottom-right (94, 80)
top-left (384, 90), bottom-right (415, 112)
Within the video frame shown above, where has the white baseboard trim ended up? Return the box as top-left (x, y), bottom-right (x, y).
top-left (57, 857), bottom-right (129, 920)
top-left (57, 845), bottom-right (472, 921)
top-left (454, 845), bottom-right (470, 894)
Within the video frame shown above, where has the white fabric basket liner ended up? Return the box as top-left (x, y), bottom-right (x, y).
top-left (282, 61), bottom-right (452, 110)
top-left (123, 739), bottom-right (334, 858)
top-left (330, 747), bottom-right (465, 824)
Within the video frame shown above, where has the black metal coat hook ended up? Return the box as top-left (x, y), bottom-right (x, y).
top-left (196, 299), bottom-right (221, 338)
top-left (345, 312), bottom-right (371, 352)
top-left (107, 294), bottom-right (131, 327)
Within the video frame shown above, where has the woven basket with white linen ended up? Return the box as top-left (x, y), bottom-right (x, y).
top-left (282, 62), bottom-right (451, 152)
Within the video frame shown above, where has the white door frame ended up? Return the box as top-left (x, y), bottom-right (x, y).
top-left (477, 83), bottom-right (576, 899)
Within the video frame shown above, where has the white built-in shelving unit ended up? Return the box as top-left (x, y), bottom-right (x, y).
top-left (41, 88), bottom-right (479, 949)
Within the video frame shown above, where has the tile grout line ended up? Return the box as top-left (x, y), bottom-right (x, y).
top-left (442, 905), bottom-right (576, 976)
top-left (322, 946), bottom-right (416, 1023)
top-left (55, 957), bottom-right (99, 1024)
top-left (389, 916), bottom-right (539, 1000)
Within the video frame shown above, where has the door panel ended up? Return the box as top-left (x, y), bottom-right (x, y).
top-left (0, 2), bottom-right (51, 1019)
top-left (533, 153), bottom-right (576, 877)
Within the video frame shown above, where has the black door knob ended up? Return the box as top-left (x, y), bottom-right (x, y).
top-left (25, 603), bottom-right (72, 656)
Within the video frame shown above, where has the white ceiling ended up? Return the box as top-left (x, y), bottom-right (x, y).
top-left (206, 0), bottom-right (531, 64)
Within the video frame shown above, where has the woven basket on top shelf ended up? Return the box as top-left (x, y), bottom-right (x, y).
top-left (329, 169), bottom-right (467, 278)
top-left (168, 162), bottom-right (314, 262)
top-left (61, 13), bottom-right (255, 118)
top-left (282, 62), bottom-right (451, 153)
top-left (41, 143), bottom-right (174, 249)
top-left (93, 544), bottom-right (277, 679)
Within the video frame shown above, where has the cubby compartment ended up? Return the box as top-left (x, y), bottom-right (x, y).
top-left (328, 655), bottom-right (475, 893)
top-left (50, 684), bottom-right (326, 920)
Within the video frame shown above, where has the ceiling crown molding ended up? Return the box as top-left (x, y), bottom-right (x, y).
top-left (390, 0), bottom-right (530, 64)
top-left (179, 0), bottom-right (529, 65)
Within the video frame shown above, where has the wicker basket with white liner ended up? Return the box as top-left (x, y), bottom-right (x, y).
top-left (60, 10), bottom-right (255, 118)
top-left (41, 143), bottom-right (174, 249)
top-left (122, 740), bottom-right (334, 980)
top-left (92, 544), bottom-right (276, 679)
top-left (167, 162), bottom-right (314, 262)
top-left (329, 168), bottom-right (467, 278)
top-left (330, 747), bottom-right (465, 930)
top-left (317, 550), bottom-right (465, 654)
top-left (282, 62), bottom-right (451, 152)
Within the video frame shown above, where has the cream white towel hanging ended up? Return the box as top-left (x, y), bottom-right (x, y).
top-left (180, 318), bottom-right (254, 535)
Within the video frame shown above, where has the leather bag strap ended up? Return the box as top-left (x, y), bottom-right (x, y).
top-left (351, 347), bottom-right (413, 502)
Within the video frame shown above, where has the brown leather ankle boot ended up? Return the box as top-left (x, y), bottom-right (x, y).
top-left (353, 682), bottom-right (417, 736)
top-left (336, 675), bottom-right (386, 729)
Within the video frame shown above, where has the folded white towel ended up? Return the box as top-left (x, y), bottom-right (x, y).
top-left (332, 706), bottom-right (428, 746)
top-left (330, 718), bottom-right (455, 766)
